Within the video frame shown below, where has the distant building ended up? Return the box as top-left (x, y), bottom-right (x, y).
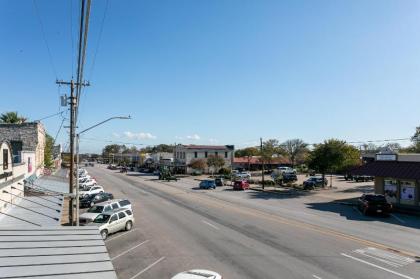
top-left (0, 140), bottom-right (27, 213)
top-left (233, 156), bottom-right (291, 171)
top-left (174, 144), bottom-right (234, 174)
top-left (352, 150), bottom-right (420, 212)
top-left (0, 122), bottom-right (46, 176)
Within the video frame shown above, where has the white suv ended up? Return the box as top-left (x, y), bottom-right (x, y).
top-left (79, 185), bottom-right (104, 198)
top-left (89, 208), bottom-right (135, 240)
top-left (79, 199), bottom-right (132, 224)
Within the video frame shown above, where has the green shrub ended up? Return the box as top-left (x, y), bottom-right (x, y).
top-left (218, 167), bottom-right (231, 175)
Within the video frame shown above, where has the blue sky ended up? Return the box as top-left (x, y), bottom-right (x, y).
top-left (1, 0), bottom-right (419, 153)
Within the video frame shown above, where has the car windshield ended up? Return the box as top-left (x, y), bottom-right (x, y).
top-left (365, 195), bottom-right (387, 202)
top-left (93, 214), bottom-right (111, 223)
top-left (88, 206), bottom-right (104, 213)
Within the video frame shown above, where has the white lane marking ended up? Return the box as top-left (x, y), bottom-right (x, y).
top-left (129, 257), bottom-right (166, 279)
top-left (354, 249), bottom-right (402, 268)
top-left (353, 247), bottom-right (414, 267)
top-left (390, 214), bottom-right (406, 224)
top-left (341, 253), bottom-right (415, 279)
top-left (111, 240), bottom-right (149, 261)
top-left (202, 220), bottom-right (220, 230)
top-left (105, 228), bottom-right (138, 242)
top-left (312, 275), bottom-right (322, 279)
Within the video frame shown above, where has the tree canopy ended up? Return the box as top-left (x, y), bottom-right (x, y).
top-left (281, 139), bottom-right (308, 167)
top-left (0, 112), bottom-right (27, 124)
top-left (207, 155), bottom-right (225, 171)
top-left (188, 158), bottom-right (207, 171)
top-left (44, 134), bottom-right (54, 168)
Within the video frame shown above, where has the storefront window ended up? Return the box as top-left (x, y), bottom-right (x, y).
top-left (384, 179), bottom-right (398, 203)
top-left (400, 180), bottom-right (416, 206)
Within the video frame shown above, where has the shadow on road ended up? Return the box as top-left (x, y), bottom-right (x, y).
top-left (338, 185), bottom-right (374, 193)
top-left (306, 200), bottom-right (420, 230)
top-left (246, 190), bottom-right (314, 200)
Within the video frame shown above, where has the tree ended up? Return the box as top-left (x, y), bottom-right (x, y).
top-left (308, 139), bottom-right (360, 186)
top-left (281, 139), bottom-right (308, 167)
top-left (44, 134), bottom-right (54, 168)
top-left (207, 155), bottom-right (225, 174)
top-left (188, 159), bottom-right (207, 172)
top-left (0, 112), bottom-right (27, 124)
top-left (235, 147), bottom-right (259, 170)
top-left (261, 139), bottom-right (285, 168)
top-left (401, 126), bottom-right (420, 153)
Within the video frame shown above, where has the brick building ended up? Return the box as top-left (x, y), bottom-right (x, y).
top-left (0, 122), bottom-right (46, 176)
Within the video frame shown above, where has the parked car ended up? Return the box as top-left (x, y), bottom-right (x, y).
top-left (80, 192), bottom-right (114, 208)
top-left (199, 180), bottom-right (216, 190)
top-left (171, 270), bottom-right (222, 279)
top-left (79, 185), bottom-right (104, 198)
top-left (282, 172), bottom-right (298, 183)
top-left (233, 180), bottom-right (250, 190)
top-left (214, 177), bottom-right (225, 186)
top-left (358, 194), bottom-right (392, 216)
top-left (303, 177), bottom-right (328, 189)
top-left (354, 175), bottom-right (374, 182)
top-left (79, 199), bottom-right (132, 224)
top-left (89, 208), bottom-right (135, 240)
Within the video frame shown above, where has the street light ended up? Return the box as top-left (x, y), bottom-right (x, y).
top-left (75, 116), bottom-right (130, 225)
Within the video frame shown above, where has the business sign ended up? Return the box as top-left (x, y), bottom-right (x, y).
top-left (376, 154), bottom-right (397, 161)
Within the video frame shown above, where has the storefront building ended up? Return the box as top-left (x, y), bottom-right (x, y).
top-left (352, 152), bottom-right (420, 212)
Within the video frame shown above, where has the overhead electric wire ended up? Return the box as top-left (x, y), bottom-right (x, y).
top-left (35, 111), bottom-right (64, 122)
top-left (89, 0), bottom-right (109, 80)
top-left (32, 0), bottom-right (57, 79)
top-left (79, 137), bottom-right (145, 146)
top-left (70, 0), bottom-right (75, 77)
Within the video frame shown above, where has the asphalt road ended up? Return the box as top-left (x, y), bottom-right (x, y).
top-left (87, 166), bottom-right (420, 279)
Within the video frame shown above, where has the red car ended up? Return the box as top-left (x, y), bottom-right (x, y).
top-left (233, 180), bottom-right (250, 190)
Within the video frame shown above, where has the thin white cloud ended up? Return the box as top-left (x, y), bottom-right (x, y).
top-left (186, 134), bottom-right (200, 140)
top-left (112, 132), bottom-right (121, 138)
top-left (208, 138), bottom-right (219, 143)
top-left (175, 136), bottom-right (183, 140)
top-left (124, 131), bottom-right (157, 140)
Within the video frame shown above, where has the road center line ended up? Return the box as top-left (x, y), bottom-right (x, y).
top-left (129, 257), bottom-right (166, 279)
top-left (312, 275), bottom-right (322, 279)
top-left (105, 228), bottom-right (138, 242)
top-left (341, 253), bottom-right (414, 279)
top-left (111, 240), bottom-right (149, 261)
top-left (390, 214), bottom-right (406, 224)
top-left (202, 220), bottom-right (220, 230)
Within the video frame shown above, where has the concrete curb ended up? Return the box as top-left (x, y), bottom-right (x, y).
top-left (250, 187), bottom-right (298, 195)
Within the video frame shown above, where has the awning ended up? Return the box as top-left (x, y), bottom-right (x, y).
top-left (351, 161), bottom-right (420, 180)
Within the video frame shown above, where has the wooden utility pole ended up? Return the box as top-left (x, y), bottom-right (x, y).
top-left (56, 79), bottom-right (89, 225)
top-left (260, 137), bottom-right (265, 190)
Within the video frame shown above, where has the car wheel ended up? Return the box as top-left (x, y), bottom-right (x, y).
top-left (362, 207), bottom-right (368, 216)
top-left (125, 221), bottom-right (133, 231)
top-left (100, 229), bottom-right (108, 240)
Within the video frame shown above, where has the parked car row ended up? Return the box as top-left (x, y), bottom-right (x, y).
top-left (344, 173), bottom-right (374, 182)
top-left (78, 168), bottom-right (134, 240)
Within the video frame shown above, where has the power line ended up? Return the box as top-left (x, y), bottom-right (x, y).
top-left (79, 137), bottom-right (146, 146)
top-left (89, 0), bottom-right (109, 80)
top-left (70, 0), bottom-right (75, 77)
top-left (32, 0), bottom-right (57, 78)
top-left (35, 111), bottom-right (64, 121)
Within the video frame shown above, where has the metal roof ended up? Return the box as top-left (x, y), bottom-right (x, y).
top-left (0, 226), bottom-right (117, 279)
top-left (352, 161), bottom-right (420, 180)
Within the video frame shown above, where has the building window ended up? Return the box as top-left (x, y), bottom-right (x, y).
top-left (400, 180), bottom-right (416, 205)
top-left (194, 152), bottom-right (197, 158)
top-left (384, 179), bottom-right (397, 204)
top-left (215, 152), bottom-right (218, 157)
top-left (3, 149), bottom-right (8, 170)
top-left (225, 152), bottom-right (228, 158)
top-left (205, 152), bottom-right (208, 158)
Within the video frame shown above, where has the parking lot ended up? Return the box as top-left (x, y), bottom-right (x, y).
top-left (79, 165), bottom-right (420, 279)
